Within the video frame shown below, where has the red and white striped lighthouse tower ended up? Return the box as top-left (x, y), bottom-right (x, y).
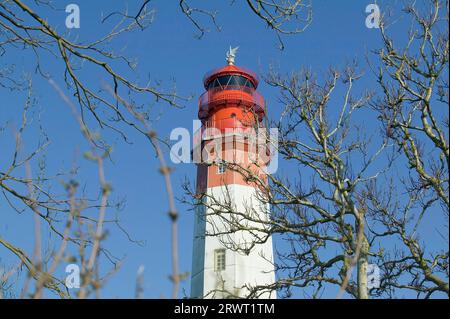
top-left (191, 48), bottom-right (276, 299)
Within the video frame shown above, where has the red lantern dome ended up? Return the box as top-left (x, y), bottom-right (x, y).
top-left (198, 64), bottom-right (265, 131)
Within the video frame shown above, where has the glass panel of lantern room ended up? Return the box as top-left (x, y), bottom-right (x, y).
top-left (217, 75), bottom-right (232, 87)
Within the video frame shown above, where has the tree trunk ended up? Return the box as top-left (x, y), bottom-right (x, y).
top-left (357, 234), bottom-right (369, 299)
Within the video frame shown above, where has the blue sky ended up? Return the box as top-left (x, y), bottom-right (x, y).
top-left (0, 0), bottom-right (447, 298)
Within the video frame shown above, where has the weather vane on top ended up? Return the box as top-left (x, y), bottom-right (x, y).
top-left (226, 46), bottom-right (239, 65)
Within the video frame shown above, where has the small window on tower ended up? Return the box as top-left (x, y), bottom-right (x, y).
top-left (215, 249), bottom-right (226, 272)
top-left (217, 160), bottom-right (227, 174)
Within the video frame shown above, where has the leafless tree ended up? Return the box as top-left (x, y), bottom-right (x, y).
top-left (184, 63), bottom-right (388, 299)
top-left (183, 0), bottom-right (448, 299)
top-left (366, 0), bottom-right (449, 298)
top-left (179, 0), bottom-right (312, 49)
top-left (1, 1), bottom-right (312, 298)
top-left (0, 77), bottom-right (126, 298)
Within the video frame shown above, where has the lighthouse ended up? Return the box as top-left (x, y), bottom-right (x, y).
top-left (190, 48), bottom-right (276, 299)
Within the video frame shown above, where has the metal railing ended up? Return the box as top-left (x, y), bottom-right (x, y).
top-left (202, 117), bottom-right (264, 130)
top-left (198, 86), bottom-right (265, 113)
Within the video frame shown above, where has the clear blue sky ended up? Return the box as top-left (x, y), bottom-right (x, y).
top-left (0, 0), bottom-right (446, 298)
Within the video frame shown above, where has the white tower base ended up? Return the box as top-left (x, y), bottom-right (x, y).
top-left (191, 184), bottom-right (276, 299)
